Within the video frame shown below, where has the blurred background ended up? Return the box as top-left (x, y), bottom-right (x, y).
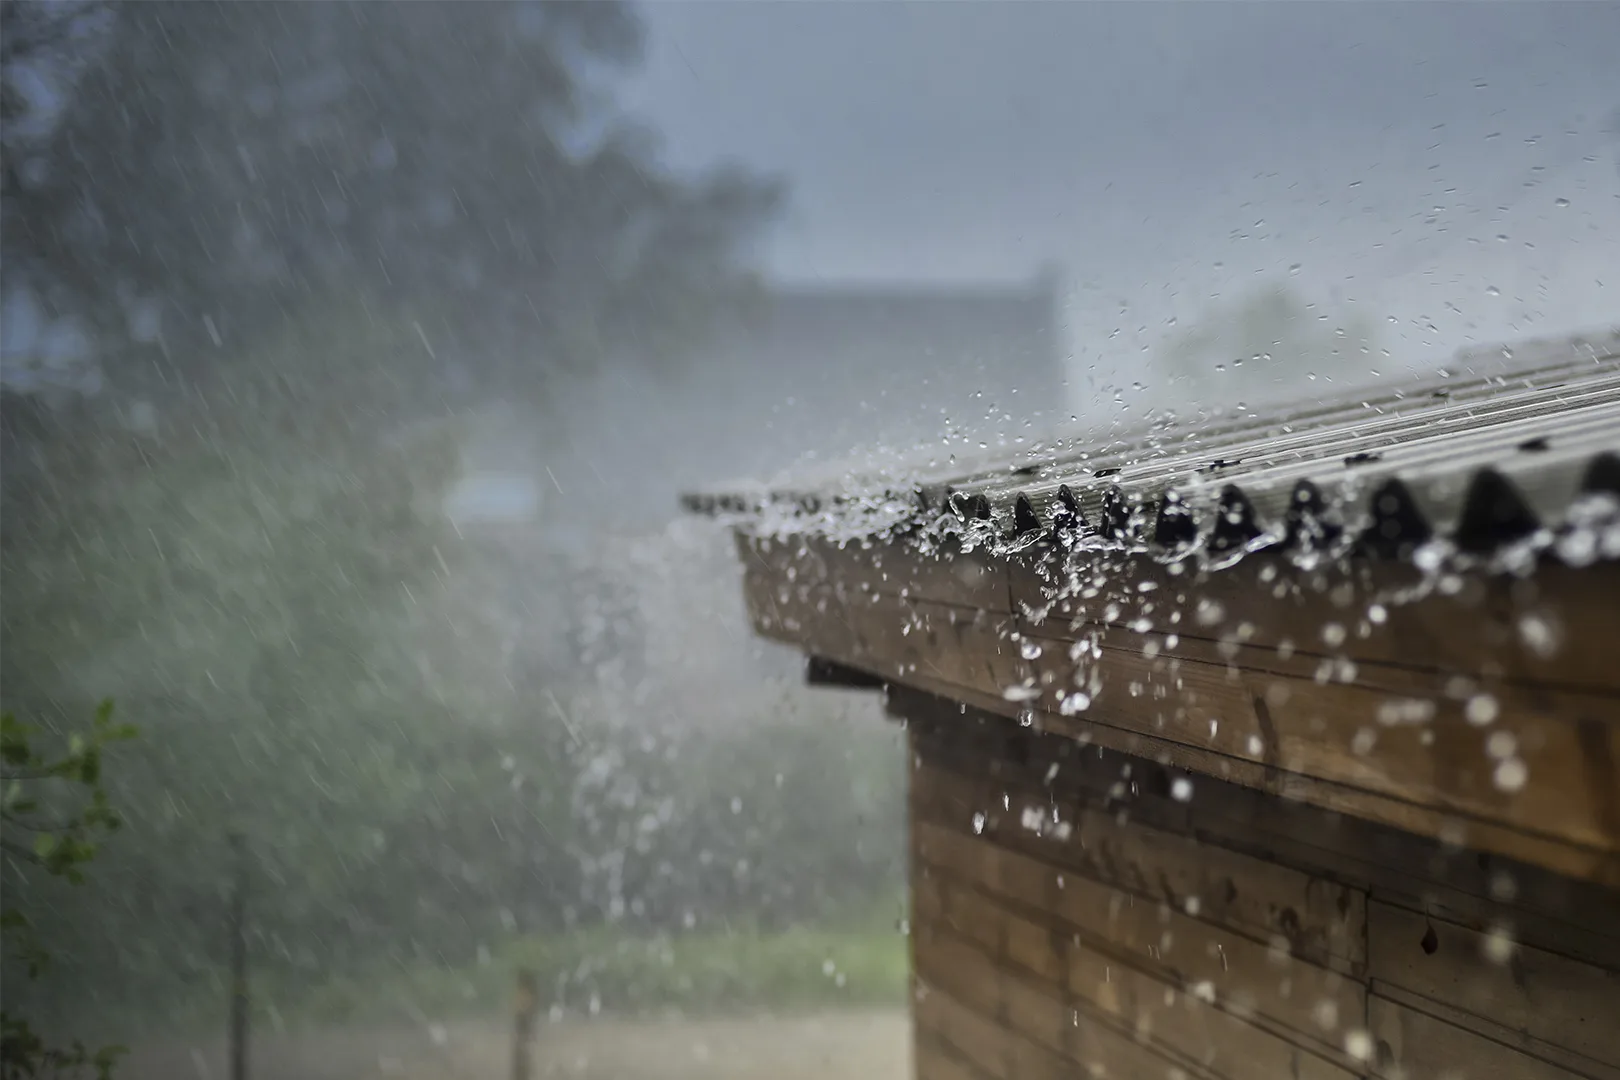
top-left (1, 2), bottom-right (1616, 1077)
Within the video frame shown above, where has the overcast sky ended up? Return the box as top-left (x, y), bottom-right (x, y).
top-left (622, 2), bottom-right (1620, 405)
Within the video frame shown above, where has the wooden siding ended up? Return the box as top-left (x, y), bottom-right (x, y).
top-left (738, 531), bottom-right (1620, 886)
top-left (902, 693), bottom-right (1620, 1080)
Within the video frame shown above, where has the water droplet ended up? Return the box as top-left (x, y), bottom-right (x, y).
top-left (1465, 694), bottom-right (1499, 726)
top-left (1554, 197), bottom-right (1570, 208)
top-left (972, 811), bottom-right (987, 834)
top-left (1170, 777), bottom-right (1193, 802)
top-left (1493, 758), bottom-right (1528, 793)
top-left (1517, 613), bottom-right (1562, 658)
top-left (1020, 639), bottom-right (1044, 660)
top-left (1344, 1030), bottom-right (1374, 1062)
top-left (1059, 691), bottom-right (1092, 715)
top-left (1485, 285), bottom-right (1501, 297)
top-left (1482, 926), bottom-right (1516, 964)
top-left (1002, 683), bottom-right (1041, 703)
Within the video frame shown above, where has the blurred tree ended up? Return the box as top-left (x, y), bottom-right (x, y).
top-left (0, 0), bottom-right (900, 1039)
top-left (2, 0), bottom-right (782, 397)
top-left (1, 701), bottom-right (136, 1078)
top-left (0, 309), bottom-right (576, 1019)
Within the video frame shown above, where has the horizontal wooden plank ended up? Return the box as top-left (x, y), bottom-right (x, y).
top-left (1067, 987), bottom-right (1243, 1080)
top-left (914, 1035), bottom-right (990, 1080)
top-left (912, 756), bottom-right (1368, 971)
top-left (919, 940), bottom-right (1196, 1080)
top-left (917, 840), bottom-right (1360, 1080)
top-left (914, 923), bottom-right (1003, 1019)
top-left (746, 530), bottom-right (1620, 700)
top-left (1032, 705), bottom-right (1620, 891)
top-left (910, 677), bottom-right (1618, 892)
top-left (1067, 931), bottom-right (1358, 1080)
top-left (992, 963), bottom-right (1072, 1056)
top-left (902, 694), bottom-right (1620, 966)
top-left (1021, 629), bottom-right (1620, 857)
top-left (915, 822), bottom-right (1365, 1050)
top-left (991, 965), bottom-right (1198, 1080)
top-left (913, 980), bottom-right (1081, 1080)
top-left (1367, 995), bottom-right (1611, 1080)
top-left (743, 530), bottom-right (1011, 611)
top-left (1008, 547), bottom-right (1620, 698)
top-left (1367, 901), bottom-right (1620, 1070)
top-left (761, 558), bottom-right (1620, 885)
top-left (915, 981), bottom-right (1010, 1079)
top-left (826, 534), bottom-right (1009, 611)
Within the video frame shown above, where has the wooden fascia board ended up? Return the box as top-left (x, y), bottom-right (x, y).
top-left (733, 529), bottom-right (1620, 887)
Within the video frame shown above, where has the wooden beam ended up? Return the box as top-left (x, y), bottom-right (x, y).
top-left (735, 529), bottom-right (1620, 885)
top-left (805, 655), bottom-right (888, 690)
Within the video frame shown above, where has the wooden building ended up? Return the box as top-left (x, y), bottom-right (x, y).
top-left (684, 329), bottom-right (1620, 1080)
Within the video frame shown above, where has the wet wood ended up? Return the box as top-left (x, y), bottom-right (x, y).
top-left (916, 820), bottom-right (1366, 1051)
top-left (1366, 901), bottom-right (1620, 1070)
top-left (913, 1036), bottom-right (988, 1080)
top-left (1066, 937), bottom-right (1357, 1080)
top-left (1018, 631), bottom-right (1620, 855)
top-left (748, 534), bottom-right (1620, 883)
top-left (1008, 549), bottom-right (1620, 698)
top-left (913, 756), bottom-right (1368, 971)
top-left (905, 689), bottom-right (1620, 968)
top-left (1366, 995), bottom-right (1613, 1080)
top-left (908, 713), bottom-right (1620, 1080)
top-left (914, 982), bottom-right (1010, 1079)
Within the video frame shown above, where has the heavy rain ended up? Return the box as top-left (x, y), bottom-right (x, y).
top-left (2, 4), bottom-right (1618, 1080)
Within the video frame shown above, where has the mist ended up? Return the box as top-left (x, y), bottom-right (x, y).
top-left (2, 3), bottom-right (1616, 1078)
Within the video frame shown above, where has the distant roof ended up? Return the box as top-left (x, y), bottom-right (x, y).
top-left (683, 272), bottom-right (1067, 457)
top-left (682, 327), bottom-right (1620, 568)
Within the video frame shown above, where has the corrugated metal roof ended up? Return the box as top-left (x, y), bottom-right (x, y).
top-left (681, 327), bottom-right (1620, 567)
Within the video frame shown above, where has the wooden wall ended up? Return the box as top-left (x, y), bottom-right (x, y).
top-left (899, 687), bottom-right (1620, 1080)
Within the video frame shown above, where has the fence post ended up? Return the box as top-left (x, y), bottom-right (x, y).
top-left (511, 967), bottom-right (538, 1080)
top-left (228, 830), bottom-right (249, 1080)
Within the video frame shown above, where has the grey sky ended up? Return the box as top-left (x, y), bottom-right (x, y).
top-left (623, 2), bottom-right (1620, 402)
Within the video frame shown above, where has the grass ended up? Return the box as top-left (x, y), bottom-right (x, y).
top-left (89, 923), bottom-right (909, 1041)
top-left (288, 923), bottom-right (911, 1029)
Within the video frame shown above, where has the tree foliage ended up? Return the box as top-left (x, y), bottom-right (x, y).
top-left (0, 0), bottom-right (902, 1043)
top-left (1, 702), bottom-right (136, 1079)
top-left (2, 0), bottom-right (783, 394)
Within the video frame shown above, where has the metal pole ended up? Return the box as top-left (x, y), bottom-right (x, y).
top-left (512, 968), bottom-right (538, 1080)
top-left (228, 831), bottom-right (249, 1080)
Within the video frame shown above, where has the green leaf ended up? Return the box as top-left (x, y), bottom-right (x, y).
top-left (3, 792), bottom-right (39, 816)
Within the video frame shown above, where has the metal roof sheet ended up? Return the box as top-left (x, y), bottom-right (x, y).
top-left (681, 327), bottom-right (1620, 568)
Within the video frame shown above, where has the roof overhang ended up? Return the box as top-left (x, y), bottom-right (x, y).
top-left (688, 329), bottom-right (1620, 888)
